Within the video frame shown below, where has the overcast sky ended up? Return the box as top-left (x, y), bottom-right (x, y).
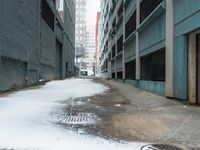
top-left (86, 0), bottom-right (100, 28)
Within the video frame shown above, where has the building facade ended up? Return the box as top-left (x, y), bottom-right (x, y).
top-left (0, 0), bottom-right (75, 91)
top-left (95, 12), bottom-right (101, 75)
top-left (84, 27), bottom-right (96, 75)
top-left (100, 0), bottom-right (200, 104)
top-left (75, 0), bottom-right (87, 71)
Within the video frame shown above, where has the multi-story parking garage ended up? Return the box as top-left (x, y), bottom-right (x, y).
top-left (100, 0), bottom-right (200, 104)
top-left (0, 0), bottom-right (75, 91)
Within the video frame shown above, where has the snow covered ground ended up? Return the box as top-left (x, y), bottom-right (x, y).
top-left (0, 78), bottom-right (146, 150)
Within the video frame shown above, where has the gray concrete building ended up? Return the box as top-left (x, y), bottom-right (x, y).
top-left (0, 0), bottom-right (75, 91)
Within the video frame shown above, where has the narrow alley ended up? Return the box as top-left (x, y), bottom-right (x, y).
top-left (0, 78), bottom-right (200, 150)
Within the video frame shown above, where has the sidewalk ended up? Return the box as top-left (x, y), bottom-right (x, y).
top-left (97, 79), bottom-right (200, 149)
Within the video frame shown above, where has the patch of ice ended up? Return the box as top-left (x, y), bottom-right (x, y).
top-left (0, 78), bottom-right (147, 150)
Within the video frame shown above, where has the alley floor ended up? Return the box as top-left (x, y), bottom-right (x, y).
top-left (0, 78), bottom-right (200, 150)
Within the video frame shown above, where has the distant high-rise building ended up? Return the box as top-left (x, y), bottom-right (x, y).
top-left (84, 26), bottom-right (96, 75)
top-left (75, 0), bottom-right (87, 73)
top-left (95, 12), bottom-right (101, 75)
top-left (57, 0), bottom-right (64, 22)
top-left (75, 0), bottom-right (87, 58)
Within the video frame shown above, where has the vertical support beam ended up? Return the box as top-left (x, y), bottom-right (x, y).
top-left (166, 0), bottom-right (174, 97)
top-left (62, 33), bottom-right (67, 79)
top-left (122, 5), bottom-right (126, 80)
top-left (0, 0), bottom-right (2, 90)
top-left (37, 0), bottom-right (41, 81)
top-left (136, 0), bottom-right (140, 80)
top-left (188, 34), bottom-right (197, 104)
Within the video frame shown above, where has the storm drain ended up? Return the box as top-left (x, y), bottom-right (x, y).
top-left (140, 144), bottom-right (183, 150)
top-left (64, 116), bottom-right (88, 124)
top-left (61, 113), bottom-right (99, 125)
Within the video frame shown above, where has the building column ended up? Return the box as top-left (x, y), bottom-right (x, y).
top-left (136, 0), bottom-right (140, 80)
top-left (122, 6), bottom-right (126, 80)
top-left (166, 0), bottom-right (174, 97)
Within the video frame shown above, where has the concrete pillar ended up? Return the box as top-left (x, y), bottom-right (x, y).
top-left (37, 0), bottom-right (41, 81)
top-left (62, 33), bottom-right (67, 79)
top-left (188, 34), bottom-right (197, 104)
top-left (122, 6), bottom-right (126, 80)
top-left (136, 0), bottom-right (140, 80)
top-left (166, 0), bottom-right (174, 97)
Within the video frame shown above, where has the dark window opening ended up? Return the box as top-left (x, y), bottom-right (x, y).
top-left (52, 0), bottom-right (56, 5)
top-left (112, 19), bottom-right (116, 38)
top-left (101, 59), bottom-right (108, 71)
top-left (125, 11), bottom-right (136, 39)
top-left (141, 48), bottom-right (165, 81)
top-left (125, 60), bottom-right (136, 80)
top-left (117, 71), bottom-right (123, 79)
top-left (108, 52), bottom-right (111, 62)
top-left (117, 3), bottom-right (123, 19)
top-left (112, 73), bottom-right (115, 79)
top-left (112, 45), bottom-right (116, 58)
top-left (117, 35), bottom-right (123, 54)
top-left (140, 0), bottom-right (162, 23)
top-left (42, 0), bottom-right (54, 31)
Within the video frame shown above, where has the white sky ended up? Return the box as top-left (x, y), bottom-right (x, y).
top-left (86, 0), bottom-right (100, 27)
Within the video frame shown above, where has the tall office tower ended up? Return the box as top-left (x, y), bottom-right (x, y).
top-left (84, 26), bottom-right (96, 75)
top-left (95, 12), bottom-right (101, 75)
top-left (75, 0), bottom-right (87, 71)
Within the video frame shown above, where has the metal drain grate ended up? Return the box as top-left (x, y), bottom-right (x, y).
top-left (64, 116), bottom-right (89, 124)
top-left (60, 113), bottom-right (99, 125)
top-left (141, 144), bottom-right (183, 150)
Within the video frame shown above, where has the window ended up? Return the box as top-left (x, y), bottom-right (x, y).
top-left (112, 73), bottom-right (115, 79)
top-left (140, 0), bottom-right (162, 23)
top-left (117, 3), bottom-right (123, 20)
top-left (108, 52), bottom-right (111, 62)
top-left (125, 11), bottom-right (136, 39)
top-left (117, 35), bottom-right (123, 54)
top-left (42, 0), bottom-right (54, 31)
top-left (117, 72), bottom-right (123, 79)
top-left (112, 45), bottom-right (116, 58)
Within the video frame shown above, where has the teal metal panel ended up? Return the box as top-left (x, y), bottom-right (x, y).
top-left (117, 22), bottom-right (123, 38)
top-left (124, 38), bottom-right (136, 61)
top-left (173, 35), bottom-right (188, 100)
top-left (174, 0), bottom-right (200, 25)
top-left (139, 40), bottom-right (165, 57)
top-left (139, 13), bottom-right (166, 53)
top-left (116, 56), bottom-right (123, 70)
top-left (138, 80), bottom-right (166, 96)
top-left (125, 80), bottom-right (137, 86)
top-left (125, 0), bottom-right (136, 22)
top-left (175, 11), bottom-right (200, 37)
top-left (124, 80), bottom-right (166, 96)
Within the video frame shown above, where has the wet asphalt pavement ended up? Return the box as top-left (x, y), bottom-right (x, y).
top-left (49, 78), bottom-right (200, 150)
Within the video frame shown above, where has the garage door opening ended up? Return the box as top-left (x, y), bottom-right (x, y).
top-left (141, 48), bottom-right (166, 81)
top-left (125, 60), bottom-right (136, 80)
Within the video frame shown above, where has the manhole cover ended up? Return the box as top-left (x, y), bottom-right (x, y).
top-left (141, 144), bottom-right (183, 150)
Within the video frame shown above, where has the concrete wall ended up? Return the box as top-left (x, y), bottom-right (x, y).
top-left (0, 0), bottom-right (75, 91)
top-left (173, 0), bottom-right (200, 100)
top-left (64, 0), bottom-right (75, 77)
